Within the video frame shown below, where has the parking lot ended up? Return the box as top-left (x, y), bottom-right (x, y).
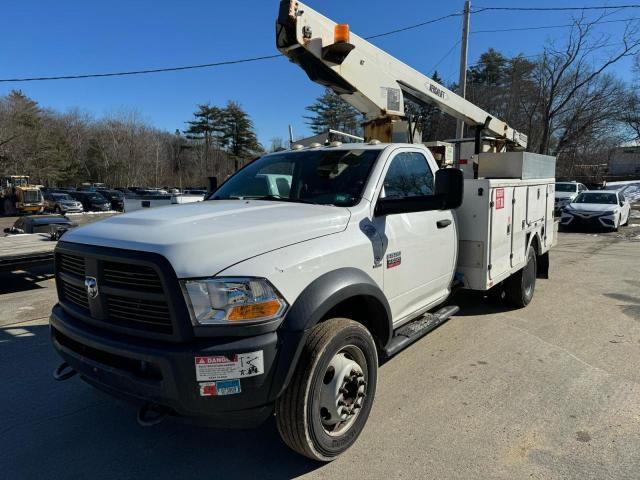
top-left (1, 214), bottom-right (639, 479)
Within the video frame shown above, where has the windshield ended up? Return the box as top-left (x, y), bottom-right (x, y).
top-left (555, 183), bottom-right (577, 192)
top-left (573, 193), bottom-right (617, 205)
top-left (53, 194), bottom-right (72, 201)
top-left (104, 191), bottom-right (123, 199)
top-left (210, 149), bottom-right (380, 207)
top-left (23, 190), bottom-right (42, 203)
top-left (86, 193), bottom-right (107, 202)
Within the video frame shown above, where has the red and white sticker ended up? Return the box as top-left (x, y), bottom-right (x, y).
top-left (495, 188), bottom-right (505, 210)
top-left (194, 351), bottom-right (264, 381)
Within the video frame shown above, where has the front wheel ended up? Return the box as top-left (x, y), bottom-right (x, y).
top-left (505, 246), bottom-right (537, 308)
top-left (276, 318), bottom-right (378, 461)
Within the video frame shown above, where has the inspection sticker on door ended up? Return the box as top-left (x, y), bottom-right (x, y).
top-left (194, 351), bottom-right (264, 381)
top-left (199, 379), bottom-right (241, 397)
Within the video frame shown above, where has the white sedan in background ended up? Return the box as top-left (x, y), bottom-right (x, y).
top-left (561, 191), bottom-right (631, 231)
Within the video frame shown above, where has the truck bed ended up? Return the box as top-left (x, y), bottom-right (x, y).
top-left (0, 234), bottom-right (56, 271)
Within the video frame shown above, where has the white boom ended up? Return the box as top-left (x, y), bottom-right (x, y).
top-left (276, 0), bottom-right (528, 149)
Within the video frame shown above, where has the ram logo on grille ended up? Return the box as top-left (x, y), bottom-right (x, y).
top-left (84, 276), bottom-right (99, 299)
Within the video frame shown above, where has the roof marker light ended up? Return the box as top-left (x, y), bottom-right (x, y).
top-left (334, 24), bottom-right (350, 44)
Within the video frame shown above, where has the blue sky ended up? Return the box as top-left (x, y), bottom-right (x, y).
top-left (1, 1), bottom-right (637, 146)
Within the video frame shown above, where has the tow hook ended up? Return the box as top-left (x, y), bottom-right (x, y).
top-left (137, 402), bottom-right (170, 427)
top-left (53, 362), bottom-right (77, 381)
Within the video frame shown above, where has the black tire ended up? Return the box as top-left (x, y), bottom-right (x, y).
top-left (505, 246), bottom-right (537, 308)
top-left (276, 318), bottom-right (378, 462)
top-left (55, 206), bottom-right (62, 214)
top-left (622, 214), bottom-right (629, 227)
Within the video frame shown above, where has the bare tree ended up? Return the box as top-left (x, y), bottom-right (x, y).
top-left (536, 15), bottom-right (640, 154)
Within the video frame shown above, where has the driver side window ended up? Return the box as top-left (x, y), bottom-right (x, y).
top-left (382, 152), bottom-right (434, 198)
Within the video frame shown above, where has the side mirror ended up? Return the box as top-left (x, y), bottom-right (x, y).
top-left (435, 168), bottom-right (464, 210)
top-left (374, 168), bottom-right (464, 216)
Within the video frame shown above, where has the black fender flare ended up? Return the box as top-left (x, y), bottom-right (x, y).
top-left (269, 268), bottom-right (392, 400)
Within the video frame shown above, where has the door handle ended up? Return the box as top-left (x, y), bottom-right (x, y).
top-left (436, 219), bottom-right (452, 229)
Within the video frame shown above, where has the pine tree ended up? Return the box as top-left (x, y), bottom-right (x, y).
top-left (304, 89), bottom-right (362, 136)
top-left (222, 101), bottom-right (262, 160)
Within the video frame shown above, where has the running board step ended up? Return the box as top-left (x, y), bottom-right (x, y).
top-left (384, 305), bottom-right (459, 357)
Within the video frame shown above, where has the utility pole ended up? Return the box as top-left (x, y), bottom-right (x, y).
top-left (288, 125), bottom-right (294, 148)
top-left (455, 0), bottom-right (471, 167)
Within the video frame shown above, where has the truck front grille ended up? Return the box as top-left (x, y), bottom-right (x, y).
top-left (61, 281), bottom-right (90, 310)
top-left (103, 262), bottom-right (164, 292)
top-left (59, 253), bottom-right (85, 276)
top-left (106, 294), bottom-right (173, 334)
top-left (54, 245), bottom-right (187, 340)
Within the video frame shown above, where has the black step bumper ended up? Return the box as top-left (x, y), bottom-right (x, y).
top-left (50, 304), bottom-right (305, 428)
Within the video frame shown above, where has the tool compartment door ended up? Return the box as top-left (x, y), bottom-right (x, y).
top-left (511, 186), bottom-right (528, 267)
top-left (526, 185), bottom-right (546, 225)
top-left (489, 187), bottom-right (513, 281)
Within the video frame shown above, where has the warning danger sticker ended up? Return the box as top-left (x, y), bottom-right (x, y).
top-left (194, 351), bottom-right (264, 381)
top-left (495, 188), bottom-right (505, 210)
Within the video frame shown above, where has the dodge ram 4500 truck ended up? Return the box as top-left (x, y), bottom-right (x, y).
top-left (50, 1), bottom-right (557, 461)
top-left (50, 143), bottom-right (555, 461)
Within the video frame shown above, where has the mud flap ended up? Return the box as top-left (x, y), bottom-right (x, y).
top-left (537, 252), bottom-right (549, 279)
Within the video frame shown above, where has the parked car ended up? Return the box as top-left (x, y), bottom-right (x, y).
top-left (69, 191), bottom-right (112, 212)
top-left (43, 192), bottom-right (84, 214)
top-left (604, 181), bottom-right (640, 204)
top-left (4, 215), bottom-right (76, 235)
top-left (555, 182), bottom-right (586, 213)
top-left (561, 190), bottom-right (631, 231)
top-left (183, 189), bottom-right (208, 196)
top-left (99, 190), bottom-right (125, 211)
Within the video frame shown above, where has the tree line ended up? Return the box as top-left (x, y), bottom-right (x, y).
top-left (0, 93), bottom-right (264, 188)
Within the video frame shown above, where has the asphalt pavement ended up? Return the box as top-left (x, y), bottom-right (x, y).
top-left (0, 225), bottom-right (639, 479)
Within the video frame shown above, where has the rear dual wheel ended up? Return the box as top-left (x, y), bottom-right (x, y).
top-left (504, 246), bottom-right (537, 308)
top-left (276, 318), bottom-right (378, 461)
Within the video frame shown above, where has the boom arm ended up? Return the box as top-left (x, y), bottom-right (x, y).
top-left (276, 1), bottom-right (527, 149)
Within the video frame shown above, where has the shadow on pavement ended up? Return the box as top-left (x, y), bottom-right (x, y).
top-left (0, 264), bottom-right (55, 294)
top-left (0, 324), bottom-right (321, 479)
top-left (446, 288), bottom-right (518, 317)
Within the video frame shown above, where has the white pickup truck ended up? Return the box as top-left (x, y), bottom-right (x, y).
top-left (50, 142), bottom-right (554, 461)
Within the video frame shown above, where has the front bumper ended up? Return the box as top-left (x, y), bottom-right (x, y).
top-left (60, 205), bottom-right (83, 213)
top-left (50, 304), bottom-right (304, 428)
top-left (560, 211), bottom-right (616, 229)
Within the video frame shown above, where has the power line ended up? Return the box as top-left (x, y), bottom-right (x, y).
top-left (0, 54), bottom-right (284, 83)
top-left (473, 16), bottom-right (640, 34)
top-left (474, 4), bottom-right (640, 12)
top-left (364, 12), bottom-right (463, 39)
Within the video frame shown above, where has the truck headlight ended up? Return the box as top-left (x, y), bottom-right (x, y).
top-left (182, 277), bottom-right (288, 326)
